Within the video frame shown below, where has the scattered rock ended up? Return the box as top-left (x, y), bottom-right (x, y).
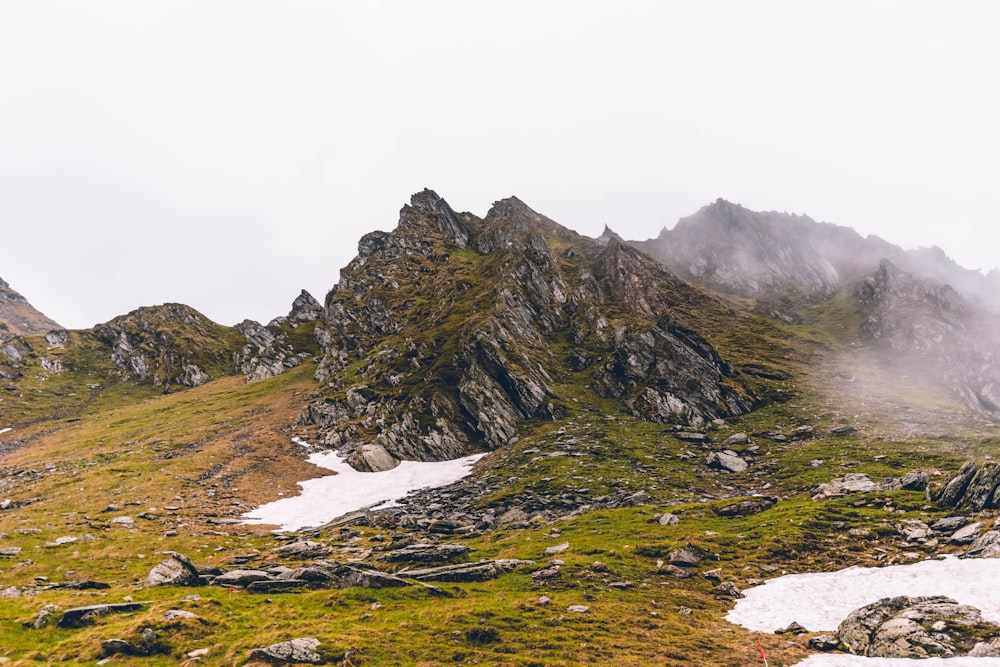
top-left (950, 522), bottom-right (983, 545)
top-left (0, 546), bottom-right (22, 557)
top-left (163, 609), bottom-right (201, 621)
top-left (380, 543), bottom-right (469, 564)
top-left (566, 604), bottom-right (590, 614)
top-left (58, 602), bottom-right (146, 628)
top-left (657, 513), bottom-right (679, 526)
top-left (146, 552), bottom-right (201, 586)
top-left (248, 637), bottom-right (324, 664)
top-left (667, 544), bottom-right (703, 568)
top-left (544, 542), bottom-right (569, 555)
top-left (809, 634), bottom-right (841, 651)
top-left (706, 450), bottom-right (748, 473)
top-left (829, 425), bottom-right (857, 436)
top-left (716, 497), bottom-right (776, 517)
top-left (25, 604), bottom-right (62, 630)
top-left (725, 432), bottom-right (749, 446)
top-left (789, 425), bottom-right (815, 441)
top-left (813, 473), bottom-right (875, 499)
top-left (403, 559), bottom-right (533, 583)
top-left (271, 541), bottom-right (332, 560)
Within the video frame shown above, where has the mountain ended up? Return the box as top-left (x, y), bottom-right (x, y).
top-left (3, 191), bottom-right (1000, 666)
top-left (302, 190), bottom-right (761, 470)
top-left (0, 276), bottom-right (61, 335)
top-left (633, 198), bottom-right (999, 311)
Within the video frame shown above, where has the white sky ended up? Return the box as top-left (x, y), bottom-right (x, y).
top-left (1, 1), bottom-right (998, 329)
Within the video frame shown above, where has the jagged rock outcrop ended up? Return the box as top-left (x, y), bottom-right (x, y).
top-left (93, 304), bottom-right (236, 387)
top-left (302, 190), bottom-right (758, 468)
top-left (234, 289), bottom-right (320, 382)
top-left (837, 595), bottom-right (1000, 658)
top-left (931, 461), bottom-right (1000, 511)
top-left (0, 276), bottom-right (62, 336)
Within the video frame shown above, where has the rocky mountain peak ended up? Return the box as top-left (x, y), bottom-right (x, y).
top-left (595, 225), bottom-right (624, 246)
top-left (0, 275), bottom-right (62, 336)
top-left (303, 191), bottom-right (758, 469)
top-left (402, 188), bottom-right (473, 249)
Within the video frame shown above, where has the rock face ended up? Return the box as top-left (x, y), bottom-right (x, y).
top-left (0, 276), bottom-right (62, 335)
top-left (92, 304), bottom-right (236, 387)
top-left (837, 595), bottom-right (1000, 658)
top-left (302, 190), bottom-right (758, 468)
top-left (931, 461), bottom-right (1000, 511)
top-left (234, 290), bottom-right (321, 382)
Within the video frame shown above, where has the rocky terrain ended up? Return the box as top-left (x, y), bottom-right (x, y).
top-left (1, 191), bottom-right (1000, 665)
top-left (0, 277), bottom-right (61, 336)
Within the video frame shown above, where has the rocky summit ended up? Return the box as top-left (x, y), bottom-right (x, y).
top-left (3, 190), bottom-right (1000, 666)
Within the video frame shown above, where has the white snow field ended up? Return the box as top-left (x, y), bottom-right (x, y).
top-left (242, 443), bottom-right (486, 532)
top-left (726, 556), bottom-right (1000, 666)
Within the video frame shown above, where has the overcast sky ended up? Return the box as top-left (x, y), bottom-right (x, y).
top-left (1, 1), bottom-right (998, 329)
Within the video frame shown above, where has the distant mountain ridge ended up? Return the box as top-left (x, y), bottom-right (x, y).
top-left (632, 199), bottom-right (1000, 311)
top-left (0, 276), bottom-right (61, 335)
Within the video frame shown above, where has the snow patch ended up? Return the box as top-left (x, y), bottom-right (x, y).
top-left (242, 445), bottom-right (486, 532)
top-left (0, 427), bottom-right (11, 435)
top-left (727, 556), bottom-right (1000, 666)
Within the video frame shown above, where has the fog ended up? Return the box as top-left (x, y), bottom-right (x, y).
top-left (1, 2), bottom-right (998, 329)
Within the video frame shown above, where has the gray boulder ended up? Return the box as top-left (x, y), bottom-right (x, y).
top-left (838, 595), bottom-right (1000, 658)
top-left (813, 473), bottom-right (875, 499)
top-left (248, 637), bottom-right (324, 664)
top-left (706, 450), bottom-right (748, 473)
top-left (146, 552), bottom-right (200, 586)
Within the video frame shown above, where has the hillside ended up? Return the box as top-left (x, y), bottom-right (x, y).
top-left (1, 192), bottom-right (999, 665)
top-left (0, 277), bottom-right (61, 336)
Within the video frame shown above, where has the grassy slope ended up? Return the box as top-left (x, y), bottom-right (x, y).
top-left (1, 348), bottom-right (992, 665)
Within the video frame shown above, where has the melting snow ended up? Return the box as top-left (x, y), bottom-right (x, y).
top-left (727, 556), bottom-right (1000, 666)
top-left (241, 444), bottom-right (486, 532)
top-left (0, 427), bottom-right (11, 435)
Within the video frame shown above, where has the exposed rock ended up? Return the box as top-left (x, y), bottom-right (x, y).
top-left (346, 443), bottom-right (400, 472)
top-left (950, 522), bottom-right (983, 545)
top-left (789, 425), bottom-right (815, 440)
top-left (25, 604), bottom-right (62, 630)
top-left (379, 543), bottom-right (469, 564)
top-left (163, 609), bottom-right (201, 621)
top-left (146, 552), bottom-right (201, 586)
top-left (304, 191), bottom-right (757, 466)
top-left (813, 473), bottom-right (875, 499)
top-left (657, 513), bottom-right (679, 526)
top-left (248, 637), bottom-right (324, 664)
top-left (402, 559), bottom-right (533, 583)
top-left (668, 544), bottom-right (703, 567)
top-left (716, 497), bottom-right (775, 517)
top-left (837, 595), bottom-right (1000, 658)
top-left (932, 461), bottom-right (1000, 510)
top-left (706, 450), bottom-right (748, 473)
top-left (962, 530), bottom-right (1000, 559)
top-left (213, 570), bottom-right (274, 587)
top-left (809, 634), bottom-right (841, 651)
top-left (544, 542), bottom-right (569, 555)
top-left (566, 604), bottom-right (590, 614)
top-left (656, 563), bottom-right (693, 578)
top-left (58, 602), bottom-right (146, 628)
top-left (829, 425), bottom-right (858, 436)
top-left (725, 432), bottom-right (749, 446)
top-left (271, 541), bottom-right (333, 560)
top-left (932, 516), bottom-right (969, 532)
top-left (0, 278), bottom-right (62, 335)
